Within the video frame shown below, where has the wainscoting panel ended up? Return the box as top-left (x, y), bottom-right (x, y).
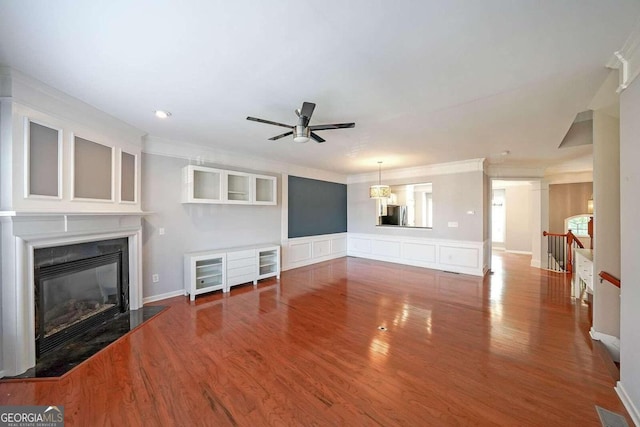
top-left (371, 239), bottom-right (401, 258)
top-left (402, 241), bottom-right (437, 263)
top-left (348, 237), bottom-right (371, 254)
top-left (439, 246), bottom-right (478, 268)
top-left (347, 233), bottom-right (486, 276)
top-left (288, 242), bottom-right (312, 264)
top-left (283, 233), bottom-right (347, 271)
top-left (313, 240), bottom-right (331, 258)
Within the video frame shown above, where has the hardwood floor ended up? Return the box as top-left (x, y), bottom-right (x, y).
top-left (0, 252), bottom-right (630, 426)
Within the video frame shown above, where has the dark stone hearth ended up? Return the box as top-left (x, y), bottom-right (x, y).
top-left (6, 306), bottom-right (166, 379)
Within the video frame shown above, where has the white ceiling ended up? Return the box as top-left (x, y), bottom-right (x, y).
top-left (1, 1), bottom-right (639, 175)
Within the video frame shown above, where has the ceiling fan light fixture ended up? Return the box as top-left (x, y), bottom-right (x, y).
top-left (293, 125), bottom-right (310, 143)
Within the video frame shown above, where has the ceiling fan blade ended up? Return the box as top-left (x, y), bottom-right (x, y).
top-left (268, 131), bottom-right (293, 141)
top-left (299, 102), bottom-right (316, 126)
top-left (247, 116), bottom-right (294, 129)
top-left (310, 132), bottom-right (325, 143)
top-left (308, 122), bottom-right (355, 131)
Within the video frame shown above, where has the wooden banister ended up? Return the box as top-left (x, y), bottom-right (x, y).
top-left (567, 230), bottom-right (585, 249)
top-left (542, 230), bottom-right (586, 273)
top-left (599, 271), bottom-right (621, 288)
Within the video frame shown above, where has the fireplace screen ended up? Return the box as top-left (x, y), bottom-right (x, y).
top-left (35, 252), bottom-right (124, 357)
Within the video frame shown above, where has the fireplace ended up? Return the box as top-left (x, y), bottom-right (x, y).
top-left (34, 238), bottom-right (129, 359)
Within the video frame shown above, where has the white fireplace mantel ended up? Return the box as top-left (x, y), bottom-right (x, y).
top-left (1, 211), bottom-right (147, 377)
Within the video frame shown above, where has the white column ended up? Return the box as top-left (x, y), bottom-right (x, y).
top-left (530, 180), bottom-right (548, 269)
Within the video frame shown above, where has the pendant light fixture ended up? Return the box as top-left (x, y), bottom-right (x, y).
top-left (369, 161), bottom-right (391, 199)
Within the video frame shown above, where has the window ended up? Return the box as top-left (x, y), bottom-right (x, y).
top-left (566, 215), bottom-right (590, 237)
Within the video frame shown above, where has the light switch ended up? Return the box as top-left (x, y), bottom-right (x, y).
top-left (159, 227), bottom-right (165, 235)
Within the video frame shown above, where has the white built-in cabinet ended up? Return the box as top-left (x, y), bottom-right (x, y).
top-left (253, 174), bottom-right (278, 205)
top-left (184, 245), bottom-right (280, 300)
top-left (18, 114), bottom-right (141, 211)
top-left (182, 165), bottom-right (277, 205)
top-left (258, 247), bottom-right (280, 279)
top-left (184, 250), bottom-right (226, 301)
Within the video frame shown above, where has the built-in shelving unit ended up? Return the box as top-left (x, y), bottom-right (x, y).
top-left (258, 247), bottom-right (280, 279)
top-left (184, 250), bottom-right (226, 301)
top-left (182, 165), bottom-right (224, 203)
top-left (253, 174), bottom-right (277, 205)
top-left (184, 245), bottom-right (280, 300)
top-left (225, 171), bottom-right (252, 204)
top-left (182, 165), bottom-right (276, 205)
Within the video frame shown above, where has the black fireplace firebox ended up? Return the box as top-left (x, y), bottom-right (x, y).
top-left (34, 238), bottom-right (129, 359)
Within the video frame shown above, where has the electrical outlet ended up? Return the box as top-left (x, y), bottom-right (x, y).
top-left (448, 221), bottom-right (459, 228)
top-left (159, 227), bottom-right (165, 235)
top-left (152, 274), bottom-right (159, 283)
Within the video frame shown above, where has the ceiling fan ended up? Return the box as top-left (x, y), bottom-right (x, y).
top-left (246, 102), bottom-right (355, 143)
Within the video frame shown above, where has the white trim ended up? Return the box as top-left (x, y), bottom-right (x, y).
top-left (608, 20), bottom-right (640, 92)
top-left (143, 289), bottom-right (185, 304)
top-left (615, 382), bottom-right (640, 427)
top-left (505, 250), bottom-right (533, 255)
top-left (347, 233), bottom-right (486, 276)
top-left (589, 327), bottom-right (621, 362)
top-left (347, 158), bottom-right (485, 184)
top-left (486, 164), bottom-right (546, 179)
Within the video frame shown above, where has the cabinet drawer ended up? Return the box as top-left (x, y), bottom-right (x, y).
top-left (228, 264), bottom-right (256, 278)
top-left (227, 249), bottom-right (256, 261)
top-left (228, 273), bottom-right (256, 287)
top-left (227, 257), bottom-right (254, 270)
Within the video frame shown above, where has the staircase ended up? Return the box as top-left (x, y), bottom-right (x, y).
top-left (542, 230), bottom-right (585, 272)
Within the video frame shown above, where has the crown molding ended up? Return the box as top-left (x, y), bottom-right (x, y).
top-left (143, 135), bottom-right (348, 184)
top-left (485, 164), bottom-right (545, 179)
top-left (347, 158), bottom-right (485, 184)
top-left (607, 20), bottom-right (640, 93)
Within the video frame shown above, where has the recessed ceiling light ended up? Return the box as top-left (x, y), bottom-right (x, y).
top-left (154, 110), bottom-right (172, 119)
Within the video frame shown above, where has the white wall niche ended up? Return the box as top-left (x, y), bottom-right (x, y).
top-left (119, 149), bottom-right (137, 204)
top-left (23, 117), bottom-right (63, 200)
top-left (71, 134), bottom-right (115, 202)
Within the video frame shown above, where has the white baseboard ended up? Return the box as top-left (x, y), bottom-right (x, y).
top-left (590, 327), bottom-right (621, 362)
top-left (505, 250), bottom-right (532, 255)
top-left (530, 259), bottom-right (541, 268)
top-left (143, 289), bottom-right (185, 304)
top-left (615, 381), bottom-right (640, 427)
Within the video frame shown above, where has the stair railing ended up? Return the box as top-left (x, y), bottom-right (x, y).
top-left (542, 230), bottom-right (585, 272)
top-left (599, 271), bottom-right (621, 288)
